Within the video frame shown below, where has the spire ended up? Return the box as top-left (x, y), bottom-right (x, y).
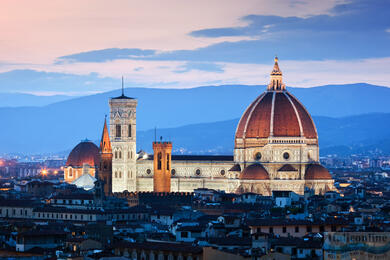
top-left (100, 115), bottom-right (112, 154)
top-left (267, 56), bottom-right (286, 91)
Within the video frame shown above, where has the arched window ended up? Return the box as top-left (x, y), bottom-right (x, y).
top-left (128, 171), bottom-right (130, 178)
top-left (115, 171), bottom-right (117, 178)
top-left (116, 124), bottom-right (121, 137)
top-left (119, 151), bottom-right (122, 159)
top-left (128, 124), bottom-right (132, 137)
top-left (115, 151), bottom-right (118, 159)
top-left (157, 152), bottom-right (162, 170)
top-left (166, 153), bottom-right (170, 170)
top-left (119, 171), bottom-right (122, 178)
top-left (69, 168), bottom-right (73, 177)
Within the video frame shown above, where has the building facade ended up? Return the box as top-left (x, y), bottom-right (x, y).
top-left (109, 90), bottom-right (138, 193)
top-left (66, 58), bottom-right (335, 195)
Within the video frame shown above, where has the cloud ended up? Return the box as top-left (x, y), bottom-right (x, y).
top-left (0, 0), bottom-right (340, 64)
top-left (57, 48), bottom-right (156, 63)
top-left (174, 62), bottom-right (224, 73)
top-left (2, 57), bottom-right (390, 96)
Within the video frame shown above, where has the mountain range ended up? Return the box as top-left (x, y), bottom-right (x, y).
top-left (0, 83), bottom-right (389, 155)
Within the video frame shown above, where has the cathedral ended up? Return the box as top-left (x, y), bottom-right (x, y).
top-left (64, 58), bottom-right (335, 195)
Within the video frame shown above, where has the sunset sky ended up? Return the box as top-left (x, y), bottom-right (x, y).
top-left (1, 0), bottom-right (390, 95)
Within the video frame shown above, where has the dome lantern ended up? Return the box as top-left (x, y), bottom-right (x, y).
top-left (267, 56), bottom-right (286, 91)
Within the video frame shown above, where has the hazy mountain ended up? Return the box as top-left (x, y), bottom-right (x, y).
top-left (0, 83), bottom-right (389, 154)
top-left (0, 93), bottom-right (74, 107)
top-left (137, 113), bottom-right (390, 156)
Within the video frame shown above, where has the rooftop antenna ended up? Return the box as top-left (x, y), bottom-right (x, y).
top-left (154, 126), bottom-right (157, 143)
top-left (160, 136), bottom-right (163, 142)
top-left (121, 76), bottom-right (124, 96)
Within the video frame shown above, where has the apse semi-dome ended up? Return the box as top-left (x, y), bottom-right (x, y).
top-left (66, 140), bottom-right (100, 167)
top-left (240, 164), bottom-right (270, 180)
top-left (305, 164), bottom-right (332, 180)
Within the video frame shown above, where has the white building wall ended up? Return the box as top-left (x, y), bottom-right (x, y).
top-left (110, 98), bottom-right (137, 192)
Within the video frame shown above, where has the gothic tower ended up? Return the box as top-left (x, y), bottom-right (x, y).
top-left (110, 80), bottom-right (138, 192)
top-left (99, 116), bottom-right (112, 196)
top-left (153, 141), bottom-right (172, 192)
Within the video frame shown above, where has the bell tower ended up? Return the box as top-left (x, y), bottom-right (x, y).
top-left (110, 78), bottom-right (138, 192)
top-left (153, 141), bottom-right (172, 192)
top-left (99, 116), bottom-right (112, 196)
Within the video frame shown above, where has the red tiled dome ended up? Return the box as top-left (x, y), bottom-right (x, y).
top-left (235, 91), bottom-right (317, 140)
top-left (240, 164), bottom-right (270, 180)
top-left (305, 164), bottom-right (332, 180)
top-left (66, 140), bottom-right (100, 167)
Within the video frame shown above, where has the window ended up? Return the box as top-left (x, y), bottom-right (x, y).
top-left (116, 124), bottom-right (121, 137)
top-left (119, 151), bottom-right (122, 159)
top-left (171, 169), bottom-right (176, 175)
top-left (69, 168), bottom-right (73, 177)
top-left (282, 227), bottom-right (287, 233)
top-left (307, 226), bottom-right (312, 232)
top-left (269, 227), bottom-right (273, 234)
top-left (166, 154), bottom-right (170, 170)
top-left (157, 152), bottom-right (162, 170)
top-left (119, 171), bottom-right (122, 178)
top-left (220, 170), bottom-right (225, 176)
top-left (283, 152), bottom-right (290, 160)
top-left (115, 171), bottom-right (117, 178)
top-left (128, 124), bottom-right (132, 137)
top-left (196, 169), bottom-right (201, 176)
top-left (146, 169), bottom-right (151, 175)
top-left (295, 226), bottom-right (299, 233)
top-left (320, 225), bottom-right (325, 232)
top-left (254, 152), bottom-right (262, 161)
top-left (115, 151), bottom-right (118, 159)
top-left (181, 231), bottom-right (188, 238)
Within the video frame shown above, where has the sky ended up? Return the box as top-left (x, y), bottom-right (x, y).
top-left (1, 0), bottom-right (390, 95)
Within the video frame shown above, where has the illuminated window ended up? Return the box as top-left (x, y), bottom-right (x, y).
top-left (116, 124), bottom-right (121, 137)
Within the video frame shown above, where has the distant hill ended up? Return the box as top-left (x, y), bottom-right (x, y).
top-left (137, 113), bottom-right (390, 157)
top-left (0, 83), bottom-right (390, 154)
top-left (0, 93), bottom-right (74, 107)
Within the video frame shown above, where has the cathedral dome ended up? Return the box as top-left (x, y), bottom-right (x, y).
top-left (66, 140), bottom-right (100, 167)
top-left (235, 57), bottom-right (317, 144)
top-left (240, 164), bottom-right (270, 180)
top-left (305, 164), bottom-right (332, 180)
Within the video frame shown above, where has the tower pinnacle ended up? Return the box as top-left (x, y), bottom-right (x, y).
top-left (100, 116), bottom-right (112, 154)
top-left (267, 56), bottom-right (286, 91)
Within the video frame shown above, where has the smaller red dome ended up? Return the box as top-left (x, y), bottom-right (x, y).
top-left (66, 140), bottom-right (100, 167)
top-left (240, 164), bottom-right (270, 180)
top-left (305, 164), bottom-right (332, 180)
